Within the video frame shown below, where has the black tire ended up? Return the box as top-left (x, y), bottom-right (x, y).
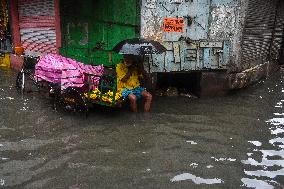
top-left (60, 87), bottom-right (89, 115)
top-left (50, 86), bottom-right (61, 111)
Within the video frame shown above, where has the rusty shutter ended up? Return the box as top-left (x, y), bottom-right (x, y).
top-left (241, 0), bottom-right (277, 70)
top-left (270, 0), bottom-right (284, 61)
top-left (18, 0), bottom-right (57, 55)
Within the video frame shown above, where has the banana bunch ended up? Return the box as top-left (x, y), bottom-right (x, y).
top-left (101, 90), bottom-right (122, 103)
top-left (85, 89), bottom-right (122, 103)
top-left (84, 88), bottom-right (101, 100)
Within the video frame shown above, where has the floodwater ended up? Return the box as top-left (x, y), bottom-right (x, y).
top-left (0, 68), bottom-right (284, 189)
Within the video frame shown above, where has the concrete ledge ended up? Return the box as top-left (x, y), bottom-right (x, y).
top-left (198, 61), bottom-right (279, 96)
top-left (228, 61), bottom-right (279, 89)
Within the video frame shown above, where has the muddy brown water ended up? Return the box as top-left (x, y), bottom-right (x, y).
top-left (0, 68), bottom-right (284, 189)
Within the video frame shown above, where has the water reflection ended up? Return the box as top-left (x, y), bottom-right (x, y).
top-left (0, 179), bottom-right (5, 187)
top-left (1, 69), bottom-right (284, 188)
top-left (248, 141), bottom-right (262, 147)
top-left (241, 178), bottom-right (274, 189)
top-left (241, 83), bottom-right (284, 188)
top-left (170, 173), bottom-right (224, 184)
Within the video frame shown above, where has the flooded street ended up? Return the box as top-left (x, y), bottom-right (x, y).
top-left (0, 68), bottom-right (284, 189)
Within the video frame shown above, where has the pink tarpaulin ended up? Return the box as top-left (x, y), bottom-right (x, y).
top-left (35, 54), bottom-right (104, 90)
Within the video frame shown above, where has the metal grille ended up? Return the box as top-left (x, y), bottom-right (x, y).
top-left (241, 0), bottom-right (277, 70)
top-left (18, 0), bottom-right (57, 55)
top-left (270, 0), bottom-right (284, 61)
top-left (18, 0), bottom-right (54, 16)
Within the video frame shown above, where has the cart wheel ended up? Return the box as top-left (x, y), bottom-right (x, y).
top-left (16, 71), bottom-right (39, 93)
top-left (51, 87), bottom-right (61, 111)
top-left (60, 87), bottom-right (89, 115)
top-left (16, 71), bottom-right (25, 93)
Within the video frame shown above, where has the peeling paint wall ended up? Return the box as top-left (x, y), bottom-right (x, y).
top-left (141, 0), bottom-right (163, 41)
top-left (141, 0), bottom-right (244, 73)
top-left (141, 0), bottom-right (211, 42)
top-left (209, 6), bottom-right (236, 40)
top-left (229, 0), bottom-right (248, 72)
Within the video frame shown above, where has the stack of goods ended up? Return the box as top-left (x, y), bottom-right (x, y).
top-left (85, 89), bottom-right (122, 104)
top-left (35, 54), bottom-right (104, 90)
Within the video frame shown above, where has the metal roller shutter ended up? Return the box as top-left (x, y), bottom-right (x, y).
top-left (18, 0), bottom-right (57, 55)
top-left (241, 0), bottom-right (277, 70)
top-left (270, 0), bottom-right (284, 61)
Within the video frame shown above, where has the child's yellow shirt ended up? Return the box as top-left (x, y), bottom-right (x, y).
top-left (116, 63), bottom-right (141, 92)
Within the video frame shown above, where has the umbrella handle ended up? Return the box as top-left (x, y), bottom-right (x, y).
top-left (142, 55), bottom-right (151, 74)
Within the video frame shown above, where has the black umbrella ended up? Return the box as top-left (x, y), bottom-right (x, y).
top-left (112, 38), bottom-right (167, 55)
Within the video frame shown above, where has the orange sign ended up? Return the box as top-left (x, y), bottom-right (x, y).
top-left (163, 18), bottom-right (184, 33)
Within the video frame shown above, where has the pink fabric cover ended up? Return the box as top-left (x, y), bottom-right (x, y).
top-left (35, 54), bottom-right (104, 90)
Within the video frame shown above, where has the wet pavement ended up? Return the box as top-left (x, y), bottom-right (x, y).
top-left (0, 68), bottom-right (284, 189)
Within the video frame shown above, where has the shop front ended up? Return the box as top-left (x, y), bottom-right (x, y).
top-left (59, 0), bottom-right (140, 66)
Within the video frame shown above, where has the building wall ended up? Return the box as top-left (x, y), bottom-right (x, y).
top-left (141, 0), bottom-right (284, 73)
top-left (141, 0), bottom-right (245, 73)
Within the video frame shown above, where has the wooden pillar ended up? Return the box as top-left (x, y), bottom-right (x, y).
top-left (54, 0), bottom-right (61, 54)
top-left (10, 0), bottom-right (21, 47)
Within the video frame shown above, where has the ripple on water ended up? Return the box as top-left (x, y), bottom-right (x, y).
top-left (0, 138), bottom-right (54, 152)
top-left (270, 127), bottom-right (284, 135)
top-left (266, 117), bottom-right (284, 126)
top-left (241, 108), bottom-right (284, 188)
top-left (170, 173), bottom-right (224, 184)
top-left (241, 178), bottom-right (274, 189)
top-left (248, 141), bottom-right (262, 147)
